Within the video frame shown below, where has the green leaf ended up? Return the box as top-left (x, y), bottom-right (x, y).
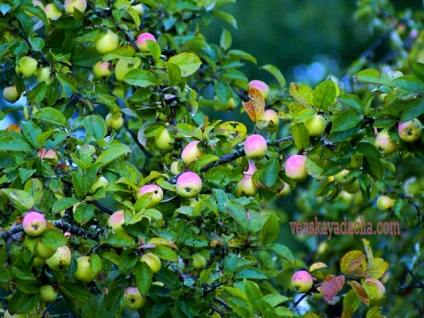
top-left (228, 49), bottom-right (257, 64)
top-left (357, 69), bottom-right (390, 85)
top-left (74, 203), bottom-right (95, 225)
top-left (410, 61), bottom-right (424, 82)
top-left (312, 79), bottom-right (338, 110)
top-left (261, 64), bottom-right (286, 89)
top-left (59, 282), bottom-right (91, 313)
top-left (102, 233), bottom-right (135, 248)
top-left (259, 213), bottom-right (280, 244)
top-left (214, 10), bottom-right (237, 28)
top-left (27, 82), bottom-right (47, 104)
top-left (331, 108), bottom-right (363, 132)
top-left (7, 290), bottom-right (39, 315)
top-left (151, 246), bottom-right (178, 262)
top-left (289, 83), bottom-right (314, 106)
top-left (235, 268), bottom-right (267, 280)
top-left (2, 189), bottom-right (34, 210)
top-left (0, 135), bottom-right (32, 152)
top-left (392, 75), bottom-right (424, 93)
top-left (174, 123), bottom-right (203, 139)
top-left (245, 280), bottom-right (263, 312)
top-left (291, 122), bottom-right (310, 150)
top-left (96, 144), bottom-right (131, 165)
top-left (84, 115), bottom-right (107, 141)
top-left (34, 107), bottom-right (67, 126)
top-left (220, 28), bottom-right (232, 50)
top-left (168, 53), bottom-right (202, 77)
top-left (135, 262), bottom-right (152, 294)
top-left (167, 62), bottom-right (182, 86)
top-left (225, 200), bottom-right (249, 231)
top-left (56, 73), bottom-right (77, 99)
top-left (124, 69), bottom-right (157, 87)
top-left (338, 93), bottom-right (363, 110)
top-left (268, 243), bottom-right (294, 264)
top-left (23, 178), bottom-right (43, 204)
top-left (260, 159), bottom-right (279, 188)
top-left (363, 157), bottom-right (383, 180)
top-left (357, 142), bottom-right (381, 159)
top-left (193, 154), bottom-right (220, 173)
top-left (147, 40), bottom-right (161, 61)
top-left (41, 229), bottom-right (67, 250)
top-left (401, 98), bottom-right (424, 122)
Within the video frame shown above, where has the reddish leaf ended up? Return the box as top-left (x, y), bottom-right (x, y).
top-left (321, 274), bottom-right (345, 303)
top-left (242, 87), bottom-right (264, 122)
top-left (348, 280), bottom-right (370, 306)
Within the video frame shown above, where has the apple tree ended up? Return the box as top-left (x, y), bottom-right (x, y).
top-left (0, 0), bottom-right (423, 317)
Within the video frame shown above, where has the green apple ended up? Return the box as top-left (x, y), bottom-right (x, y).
top-left (93, 61), bottom-right (113, 79)
top-left (105, 112), bottom-right (124, 130)
top-left (46, 245), bottom-right (72, 271)
top-left (181, 140), bottom-right (205, 165)
top-left (3, 85), bottom-right (20, 103)
top-left (132, 4), bottom-right (144, 15)
top-left (22, 211), bottom-right (47, 237)
top-left (170, 160), bottom-right (183, 175)
top-left (33, 256), bottom-right (46, 267)
top-left (91, 176), bottom-right (109, 193)
top-left (375, 129), bottom-right (400, 156)
top-left (176, 171), bottom-right (202, 198)
top-left (44, 3), bottom-right (62, 20)
top-left (36, 241), bottom-right (57, 259)
top-left (235, 175), bottom-right (257, 197)
top-left (136, 32), bottom-right (156, 51)
top-left (244, 134), bottom-right (267, 160)
top-left (95, 29), bottom-right (119, 54)
top-left (248, 80), bottom-right (269, 99)
top-left (64, 0), bottom-right (87, 14)
top-left (154, 126), bottom-right (175, 151)
top-left (398, 118), bottom-right (422, 142)
top-left (115, 58), bottom-right (141, 81)
top-left (107, 210), bottom-right (125, 232)
top-left (305, 114), bottom-right (327, 136)
top-left (343, 179), bottom-right (360, 194)
top-left (192, 253), bottom-right (207, 269)
top-left (74, 255), bottom-right (99, 283)
top-left (291, 270), bottom-right (313, 293)
top-left (285, 155), bottom-right (308, 181)
top-left (140, 253), bottom-right (161, 273)
top-left (138, 184), bottom-right (163, 208)
top-left (39, 284), bottom-right (58, 303)
top-left (350, 153), bottom-right (363, 169)
top-left (364, 278), bottom-right (386, 303)
top-left (15, 56), bottom-right (38, 78)
top-left (276, 182), bottom-right (291, 197)
top-left (376, 195), bottom-right (394, 211)
top-left (123, 287), bottom-right (147, 310)
top-left (36, 67), bottom-right (53, 85)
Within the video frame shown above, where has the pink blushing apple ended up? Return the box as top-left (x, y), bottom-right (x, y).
top-left (181, 140), bottom-right (205, 164)
top-left (176, 171), bottom-right (202, 198)
top-left (244, 134), bottom-right (267, 160)
top-left (243, 160), bottom-right (257, 176)
top-left (398, 118), bottom-right (422, 142)
top-left (138, 184), bottom-right (163, 208)
top-left (22, 211), bottom-right (47, 237)
top-left (248, 80), bottom-right (269, 99)
top-left (291, 270), bottom-right (313, 293)
top-left (285, 155), bottom-right (308, 181)
top-left (107, 210), bottom-right (125, 232)
top-left (136, 32), bottom-right (156, 51)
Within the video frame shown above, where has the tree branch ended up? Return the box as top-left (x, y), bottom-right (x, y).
top-left (52, 220), bottom-right (100, 240)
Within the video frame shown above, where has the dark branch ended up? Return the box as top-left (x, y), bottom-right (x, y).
top-left (52, 220), bottom-right (99, 240)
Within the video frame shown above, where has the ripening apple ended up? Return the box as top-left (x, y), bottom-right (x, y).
top-left (375, 129), bottom-right (400, 156)
top-left (44, 3), bottom-right (62, 20)
top-left (140, 253), bottom-right (161, 273)
top-left (93, 61), bottom-right (113, 79)
top-left (154, 126), bottom-right (175, 151)
top-left (136, 32), bottom-right (156, 51)
top-left (398, 118), bottom-right (422, 142)
top-left (74, 255), bottom-right (99, 283)
top-left (95, 29), bottom-right (119, 54)
top-left (181, 141), bottom-right (205, 165)
top-left (192, 253), bottom-right (207, 269)
top-left (22, 211), bottom-right (47, 237)
top-left (91, 176), bottom-right (109, 193)
top-left (305, 114), bottom-right (327, 136)
top-left (38, 148), bottom-right (59, 162)
top-left (258, 109), bottom-right (279, 128)
top-left (364, 278), bottom-right (386, 303)
top-left (36, 67), bottom-right (53, 85)
top-left (244, 134), bottom-right (267, 160)
top-left (276, 182), bottom-right (291, 197)
top-left (138, 184), bottom-right (163, 208)
top-left (291, 270), bottom-right (313, 293)
top-left (123, 287), bottom-right (147, 310)
top-left (248, 80), bottom-right (269, 99)
top-left (285, 155), bottom-right (308, 181)
top-left (107, 210), bottom-right (125, 232)
top-left (46, 245), bottom-right (72, 271)
top-left (64, 0), bottom-right (87, 14)
top-left (3, 85), bottom-right (19, 103)
top-left (235, 175), bottom-right (257, 197)
top-left (115, 59), bottom-right (140, 81)
top-left (376, 195), bottom-right (394, 211)
top-left (39, 285), bottom-right (58, 303)
top-left (36, 241), bottom-right (57, 259)
top-left (176, 171), bottom-right (202, 198)
top-left (170, 160), bottom-right (183, 175)
top-left (105, 112), bottom-right (124, 130)
top-left (243, 160), bottom-right (257, 176)
top-left (15, 56), bottom-right (38, 78)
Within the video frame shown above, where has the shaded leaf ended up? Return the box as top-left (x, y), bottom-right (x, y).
top-left (321, 275), bottom-right (345, 303)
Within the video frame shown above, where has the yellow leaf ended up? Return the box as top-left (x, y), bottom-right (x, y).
top-left (309, 262), bottom-right (328, 272)
top-left (242, 87), bottom-right (264, 122)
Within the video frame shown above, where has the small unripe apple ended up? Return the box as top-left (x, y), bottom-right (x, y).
top-left (375, 130), bottom-right (400, 156)
top-left (44, 3), bottom-right (62, 20)
top-left (132, 4), bottom-right (144, 15)
top-left (46, 245), bottom-right (72, 271)
top-left (291, 270), bottom-right (313, 293)
top-left (138, 184), bottom-right (163, 208)
top-left (64, 0), bottom-right (87, 14)
top-left (192, 252), bottom-right (207, 269)
top-left (123, 287), bottom-right (147, 310)
top-left (136, 32), bottom-right (156, 51)
top-left (140, 253), bottom-right (161, 273)
top-left (181, 141), bottom-right (205, 165)
top-left (3, 86), bottom-right (19, 103)
top-left (93, 61), bottom-right (113, 79)
top-left (258, 109), bottom-right (279, 128)
top-left (225, 97), bottom-right (237, 110)
top-left (176, 171), bottom-right (202, 198)
top-left (38, 148), bottom-right (59, 162)
top-left (305, 114), bottom-right (327, 136)
top-left (36, 241), bottom-right (57, 259)
top-left (248, 80), bottom-right (269, 99)
top-left (15, 56), bottom-right (38, 78)
top-left (115, 59), bottom-right (140, 81)
top-left (74, 255), bottom-right (99, 283)
top-left (350, 153), bottom-right (363, 169)
top-left (105, 112), bottom-right (124, 130)
top-left (108, 210), bottom-right (125, 232)
top-left (91, 176), bottom-right (109, 193)
top-left (22, 211), bottom-right (47, 237)
top-left (376, 195), bottom-right (394, 211)
top-left (95, 29), bottom-right (119, 54)
top-left (244, 134), bottom-right (267, 160)
top-left (343, 179), bottom-right (360, 194)
top-left (276, 182), bottom-right (291, 197)
top-left (154, 127), bottom-right (175, 151)
top-left (398, 118), bottom-right (422, 142)
top-left (235, 175), bottom-right (257, 197)
top-left (33, 256), bottom-right (46, 267)
top-left (285, 155), bottom-right (308, 181)
top-left (364, 278), bottom-right (386, 303)
top-left (36, 67), bottom-right (53, 85)
top-left (170, 161), bottom-right (183, 175)
top-left (39, 284), bottom-right (58, 303)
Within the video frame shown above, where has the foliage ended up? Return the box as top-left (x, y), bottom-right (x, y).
top-left (0, 0), bottom-right (423, 317)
